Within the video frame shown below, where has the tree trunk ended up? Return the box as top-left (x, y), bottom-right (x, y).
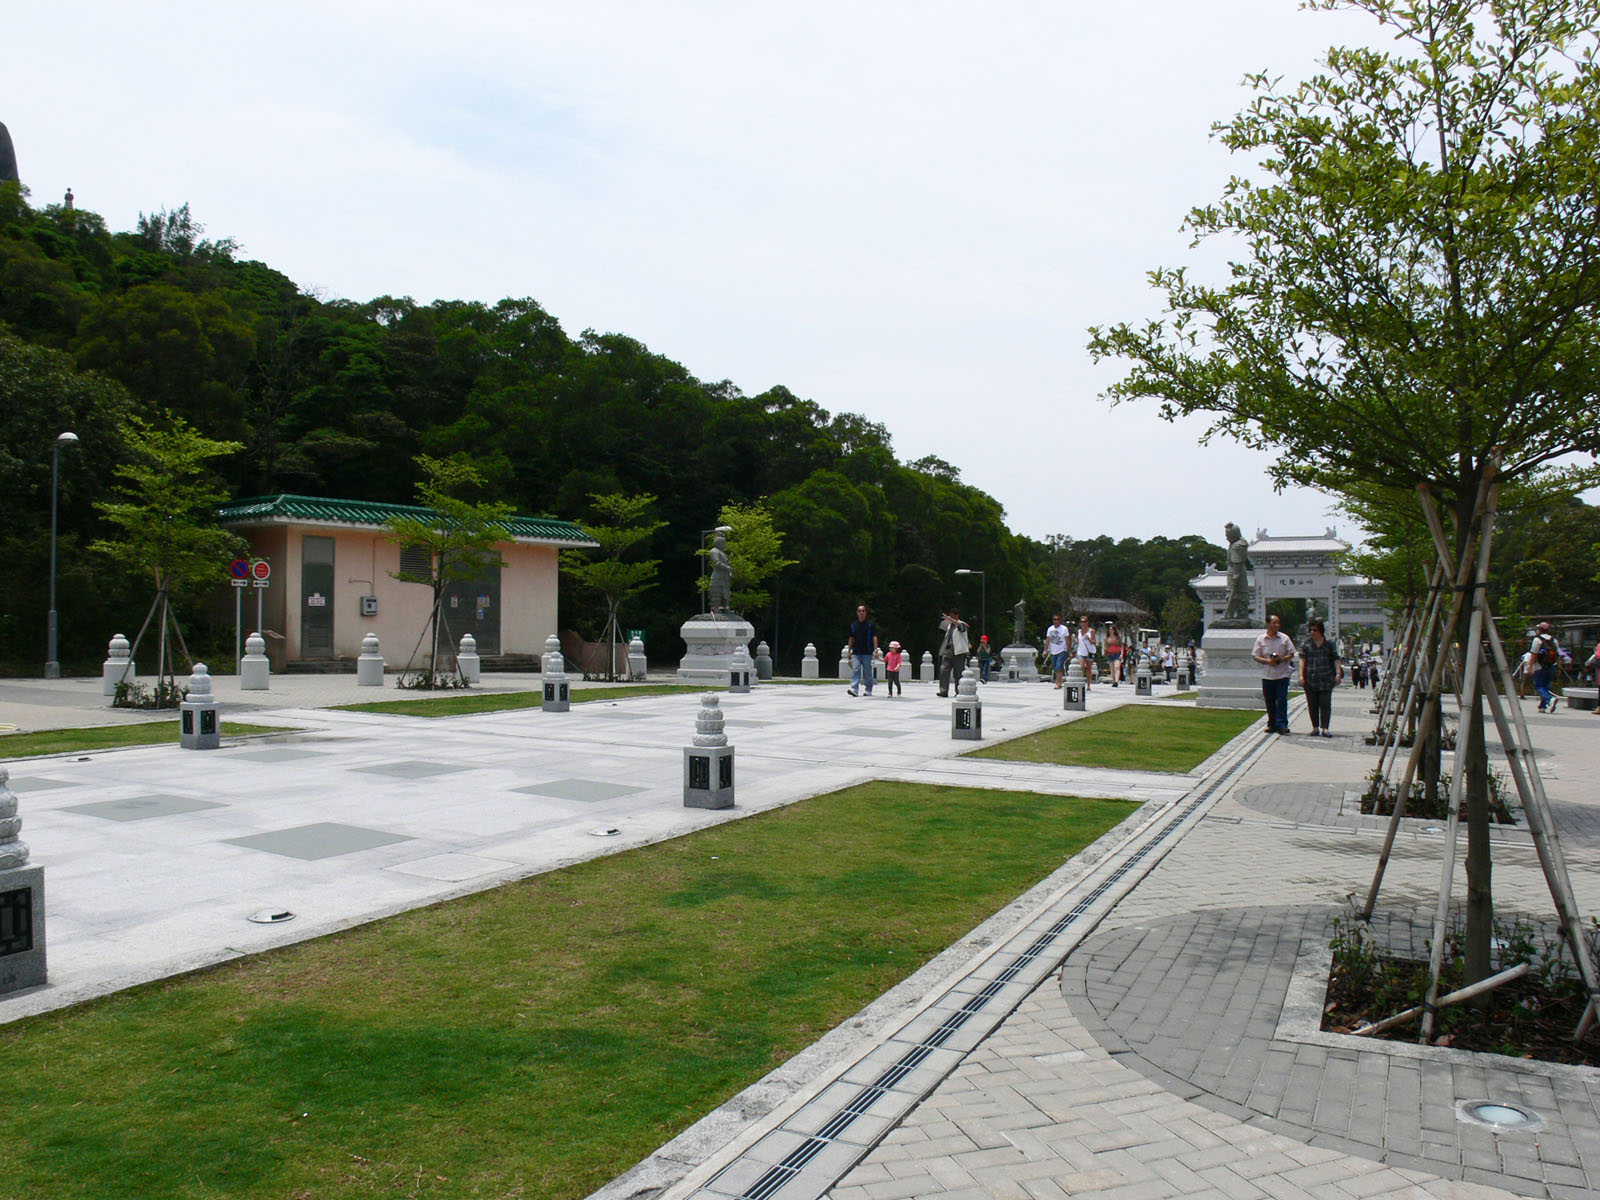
top-left (1464, 692), bottom-right (1494, 992)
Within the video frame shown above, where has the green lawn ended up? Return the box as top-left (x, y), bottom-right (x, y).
top-left (967, 704), bottom-right (1260, 772)
top-left (332, 682), bottom-right (706, 717)
top-left (0, 781), bottom-right (1134, 1200)
top-left (1, 721), bottom-right (289, 760)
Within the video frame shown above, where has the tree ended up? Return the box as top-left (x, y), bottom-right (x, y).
top-left (560, 493), bottom-right (665, 680)
top-left (699, 501), bottom-right (798, 622)
top-left (90, 415), bottom-right (245, 700)
top-left (386, 454), bottom-right (513, 686)
top-left (1087, 0), bottom-right (1600, 989)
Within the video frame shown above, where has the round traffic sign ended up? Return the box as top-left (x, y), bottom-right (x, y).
top-left (229, 558), bottom-right (250, 580)
top-left (251, 559), bottom-right (272, 581)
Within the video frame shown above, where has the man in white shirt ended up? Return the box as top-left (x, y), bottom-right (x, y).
top-left (1044, 614), bottom-right (1070, 688)
top-left (1252, 613), bottom-right (1296, 734)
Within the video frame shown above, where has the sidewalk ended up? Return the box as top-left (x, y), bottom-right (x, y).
top-left (3, 675), bottom-right (1598, 1200)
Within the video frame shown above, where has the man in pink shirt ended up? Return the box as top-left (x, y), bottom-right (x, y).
top-left (1252, 613), bottom-right (1296, 734)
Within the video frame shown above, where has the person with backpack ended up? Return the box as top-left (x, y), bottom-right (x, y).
top-left (1529, 621), bottom-right (1561, 712)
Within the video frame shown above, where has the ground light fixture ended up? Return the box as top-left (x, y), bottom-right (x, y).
top-left (1456, 1099), bottom-right (1543, 1132)
top-left (45, 431), bottom-right (79, 679)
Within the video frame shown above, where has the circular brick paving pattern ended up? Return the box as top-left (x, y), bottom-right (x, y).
top-left (1062, 905), bottom-right (1600, 1197)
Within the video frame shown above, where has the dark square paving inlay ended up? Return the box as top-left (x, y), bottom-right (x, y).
top-left (224, 822), bottom-right (412, 861)
top-left (2, 776), bottom-right (75, 792)
top-left (66, 794), bottom-right (226, 823)
top-left (350, 760), bottom-right (470, 779)
top-left (513, 779), bottom-right (647, 802)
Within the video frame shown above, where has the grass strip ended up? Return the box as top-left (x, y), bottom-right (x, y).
top-left (1, 722), bottom-right (287, 760)
top-left (0, 781), bottom-right (1133, 1200)
top-left (967, 704), bottom-right (1259, 772)
top-left (332, 682), bottom-right (705, 717)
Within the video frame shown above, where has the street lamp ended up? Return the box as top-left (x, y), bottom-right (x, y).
top-left (46, 430), bottom-right (80, 679)
top-left (955, 568), bottom-right (985, 645)
top-left (699, 524), bottom-right (733, 615)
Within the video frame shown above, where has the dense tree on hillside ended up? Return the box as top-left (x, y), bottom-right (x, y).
top-left (1, 184), bottom-right (1244, 676)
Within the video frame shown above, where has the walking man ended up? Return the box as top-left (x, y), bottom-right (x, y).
top-left (1530, 621), bottom-right (1561, 712)
top-left (1253, 613), bottom-right (1296, 734)
top-left (1044, 613), bottom-right (1069, 688)
top-left (848, 604), bottom-right (878, 697)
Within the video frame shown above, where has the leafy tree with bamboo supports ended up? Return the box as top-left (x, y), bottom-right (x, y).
top-left (1088, 0), bottom-right (1600, 990)
top-left (91, 415), bottom-right (245, 703)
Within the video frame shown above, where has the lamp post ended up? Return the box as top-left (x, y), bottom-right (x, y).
top-left (699, 524), bottom-right (733, 614)
top-left (955, 568), bottom-right (985, 645)
top-left (46, 431), bottom-right (80, 679)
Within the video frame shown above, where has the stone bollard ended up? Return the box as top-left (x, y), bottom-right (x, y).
top-left (801, 643), bottom-right (819, 680)
top-left (541, 634), bottom-right (570, 712)
top-left (0, 768), bottom-right (46, 993)
top-left (1135, 660), bottom-right (1153, 696)
top-left (458, 634), bottom-right (481, 685)
top-left (838, 644), bottom-right (852, 680)
top-left (729, 645), bottom-right (753, 693)
top-left (754, 641), bottom-right (773, 681)
top-left (357, 633), bottom-right (386, 686)
top-left (627, 636), bottom-right (648, 682)
top-left (1175, 664), bottom-right (1191, 689)
top-left (1063, 656), bottom-right (1087, 711)
top-left (684, 694), bottom-right (735, 809)
top-left (951, 664), bottom-right (982, 740)
top-left (102, 633), bottom-right (136, 697)
top-left (240, 632), bottom-right (271, 691)
top-left (920, 650), bottom-right (934, 682)
top-left (179, 663), bottom-right (221, 750)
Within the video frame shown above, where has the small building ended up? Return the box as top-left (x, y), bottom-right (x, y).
top-left (216, 494), bottom-right (596, 669)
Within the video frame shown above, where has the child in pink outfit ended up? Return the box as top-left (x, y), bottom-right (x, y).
top-left (884, 642), bottom-right (904, 697)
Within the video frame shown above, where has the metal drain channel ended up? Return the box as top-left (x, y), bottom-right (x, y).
top-left (727, 730), bottom-right (1266, 1200)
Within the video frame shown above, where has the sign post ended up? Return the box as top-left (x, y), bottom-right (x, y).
top-left (229, 558), bottom-right (250, 671)
top-left (250, 558), bottom-right (271, 638)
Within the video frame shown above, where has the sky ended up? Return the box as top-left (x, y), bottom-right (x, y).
top-left (7, 0), bottom-right (1402, 548)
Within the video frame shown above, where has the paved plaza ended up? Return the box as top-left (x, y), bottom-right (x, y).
top-left (2, 671), bottom-right (1599, 1200)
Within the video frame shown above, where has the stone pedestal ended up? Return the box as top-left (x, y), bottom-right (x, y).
top-left (754, 641), bottom-right (773, 680)
top-left (1063, 657), bottom-right (1087, 711)
top-left (541, 634), bottom-right (571, 712)
top-left (684, 694), bottom-right (734, 809)
top-left (677, 613), bottom-right (756, 686)
top-left (951, 667), bottom-right (982, 739)
top-left (729, 646), bottom-right (754, 692)
top-left (919, 651), bottom-right (934, 682)
top-left (1135, 662), bottom-right (1153, 696)
top-left (627, 636), bottom-right (648, 682)
top-left (458, 635), bottom-right (481, 685)
top-left (179, 664), bottom-right (221, 750)
top-left (1175, 664), bottom-right (1192, 689)
top-left (801, 643), bottom-right (819, 679)
top-left (1196, 626), bottom-right (1266, 710)
top-left (999, 645), bottom-right (1040, 682)
top-left (240, 632), bottom-right (270, 691)
top-left (356, 633), bottom-right (386, 686)
top-left (102, 633), bottom-right (135, 697)
top-left (0, 768), bottom-right (46, 994)
top-left (838, 645), bottom-right (852, 680)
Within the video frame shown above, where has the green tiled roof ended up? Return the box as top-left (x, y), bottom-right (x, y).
top-left (217, 494), bottom-right (597, 546)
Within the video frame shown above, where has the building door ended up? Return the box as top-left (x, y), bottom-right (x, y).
top-left (441, 563), bottom-right (501, 655)
top-left (301, 536), bottom-right (335, 659)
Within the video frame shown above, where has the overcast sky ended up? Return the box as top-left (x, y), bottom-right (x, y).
top-left (10, 1), bottom-right (1406, 547)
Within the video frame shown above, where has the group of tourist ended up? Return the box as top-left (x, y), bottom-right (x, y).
top-left (1254, 614), bottom-right (1344, 736)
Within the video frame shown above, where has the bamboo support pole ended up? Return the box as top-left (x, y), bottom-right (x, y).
top-left (1351, 961), bottom-right (1531, 1038)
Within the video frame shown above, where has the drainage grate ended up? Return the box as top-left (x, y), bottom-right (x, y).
top-left (730, 759), bottom-right (1237, 1200)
